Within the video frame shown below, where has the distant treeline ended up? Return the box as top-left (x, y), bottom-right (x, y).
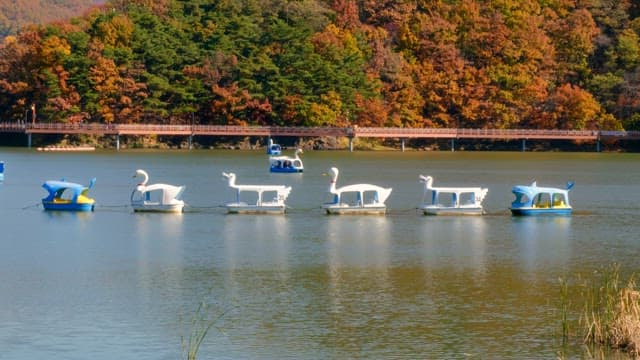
top-left (1, 0), bottom-right (640, 131)
top-left (0, 0), bottom-right (100, 39)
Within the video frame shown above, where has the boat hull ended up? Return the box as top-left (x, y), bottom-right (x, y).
top-left (42, 201), bottom-right (94, 212)
top-left (270, 167), bottom-right (303, 173)
top-left (421, 206), bottom-right (484, 216)
top-left (323, 204), bottom-right (386, 215)
top-left (132, 203), bottom-right (184, 213)
top-left (37, 146), bottom-right (95, 152)
top-left (225, 203), bottom-right (286, 214)
top-left (510, 207), bottom-right (572, 216)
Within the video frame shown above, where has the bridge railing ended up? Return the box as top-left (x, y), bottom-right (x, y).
top-left (2, 122), bottom-right (640, 140)
top-left (600, 130), bottom-right (640, 138)
top-left (356, 127), bottom-right (455, 137)
top-left (355, 127), bottom-right (601, 138)
top-left (0, 122), bottom-right (28, 132)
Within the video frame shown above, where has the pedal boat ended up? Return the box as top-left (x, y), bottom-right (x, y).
top-left (130, 169), bottom-right (185, 213)
top-left (0, 161), bottom-right (4, 181)
top-left (269, 149), bottom-right (304, 173)
top-left (222, 172), bottom-right (292, 214)
top-left (42, 178), bottom-right (96, 211)
top-left (510, 181), bottom-right (573, 216)
top-left (266, 139), bottom-right (282, 155)
top-left (322, 167), bottom-right (392, 215)
top-left (418, 175), bottom-right (488, 215)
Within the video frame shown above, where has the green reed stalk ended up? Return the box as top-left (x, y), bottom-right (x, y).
top-left (181, 300), bottom-right (234, 360)
top-left (559, 277), bottom-right (570, 347)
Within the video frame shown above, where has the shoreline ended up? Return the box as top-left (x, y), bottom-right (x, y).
top-left (0, 133), bottom-right (637, 152)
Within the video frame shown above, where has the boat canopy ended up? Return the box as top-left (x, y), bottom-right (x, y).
top-left (511, 181), bottom-right (572, 207)
top-left (42, 178), bottom-right (95, 202)
top-left (419, 175), bottom-right (487, 206)
top-left (137, 183), bottom-right (185, 204)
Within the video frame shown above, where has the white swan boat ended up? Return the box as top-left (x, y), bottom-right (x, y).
top-left (222, 172), bottom-right (292, 214)
top-left (322, 167), bottom-right (392, 215)
top-left (418, 175), bottom-right (488, 215)
top-left (130, 169), bottom-right (185, 213)
top-left (269, 149), bottom-right (304, 173)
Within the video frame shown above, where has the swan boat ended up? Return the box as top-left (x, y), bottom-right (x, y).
top-left (42, 178), bottom-right (96, 211)
top-left (322, 167), bottom-right (392, 215)
top-left (266, 139), bottom-right (282, 155)
top-left (0, 161), bottom-right (4, 181)
top-left (130, 169), bottom-right (185, 213)
top-left (510, 181), bottom-right (573, 216)
top-left (418, 175), bottom-right (488, 215)
top-left (222, 172), bottom-right (292, 214)
top-left (269, 149), bottom-right (304, 173)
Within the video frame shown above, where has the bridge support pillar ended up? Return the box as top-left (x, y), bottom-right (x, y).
top-left (522, 139), bottom-right (526, 152)
top-left (188, 135), bottom-right (193, 150)
top-left (116, 134), bottom-right (120, 151)
top-left (349, 136), bottom-right (354, 152)
top-left (597, 138), bottom-right (600, 152)
top-left (401, 138), bottom-right (405, 152)
top-left (27, 133), bottom-right (31, 148)
top-left (451, 138), bottom-right (455, 152)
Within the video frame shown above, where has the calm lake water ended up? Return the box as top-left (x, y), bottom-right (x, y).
top-left (0, 148), bottom-right (639, 359)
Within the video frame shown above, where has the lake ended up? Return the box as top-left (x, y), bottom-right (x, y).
top-left (0, 149), bottom-right (639, 359)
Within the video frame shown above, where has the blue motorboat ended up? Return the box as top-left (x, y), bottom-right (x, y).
top-left (269, 149), bottom-right (304, 173)
top-left (510, 181), bottom-right (573, 216)
top-left (42, 178), bottom-right (96, 211)
top-left (0, 161), bottom-right (4, 181)
top-left (266, 139), bottom-right (282, 155)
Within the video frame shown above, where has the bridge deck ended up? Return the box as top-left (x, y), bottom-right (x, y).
top-left (0, 123), bottom-right (638, 141)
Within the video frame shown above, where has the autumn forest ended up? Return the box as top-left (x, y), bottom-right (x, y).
top-left (1, 0), bottom-right (640, 132)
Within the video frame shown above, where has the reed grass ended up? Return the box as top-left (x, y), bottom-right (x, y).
top-left (558, 277), bottom-right (570, 347)
top-left (180, 300), bottom-right (234, 360)
top-left (563, 264), bottom-right (640, 357)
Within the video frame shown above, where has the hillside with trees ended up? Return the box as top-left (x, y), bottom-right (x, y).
top-left (1, 0), bottom-right (639, 131)
top-left (0, 0), bottom-right (100, 39)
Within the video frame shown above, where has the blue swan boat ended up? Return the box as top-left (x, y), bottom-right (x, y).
top-left (269, 149), bottom-right (304, 173)
top-left (42, 178), bottom-right (96, 211)
top-left (266, 139), bottom-right (282, 155)
top-left (510, 181), bottom-right (573, 216)
top-left (0, 161), bottom-right (4, 181)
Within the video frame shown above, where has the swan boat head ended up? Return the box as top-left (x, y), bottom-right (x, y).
top-left (419, 175), bottom-right (434, 189)
top-left (326, 167), bottom-right (339, 194)
top-left (222, 172), bottom-right (237, 187)
top-left (133, 169), bottom-right (149, 186)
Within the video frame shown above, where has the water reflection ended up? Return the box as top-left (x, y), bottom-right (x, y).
top-left (133, 212), bottom-right (184, 244)
top-left (418, 216), bottom-right (488, 274)
top-left (4, 150), bottom-right (640, 359)
top-left (41, 209), bottom-right (94, 233)
top-left (511, 216), bottom-right (572, 271)
top-left (325, 216), bottom-right (391, 267)
top-left (222, 214), bottom-right (291, 269)
top-left (42, 209), bottom-right (93, 220)
top-left (132, 213), bottom-right (185, 293)
top-left (324, 216), bottom-right (393, 351)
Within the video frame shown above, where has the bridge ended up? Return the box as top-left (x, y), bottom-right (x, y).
top-left (1, 122), bottom-right (638, 151)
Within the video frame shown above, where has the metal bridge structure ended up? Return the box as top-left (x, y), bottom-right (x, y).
top-left (1, 123), bottom-right (638, 151)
